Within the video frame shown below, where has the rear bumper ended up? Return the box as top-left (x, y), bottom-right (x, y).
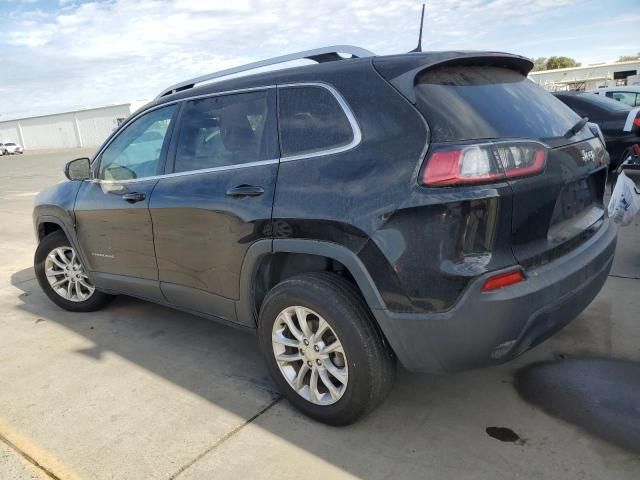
top-left (373, 217), bottom-right (617, 373)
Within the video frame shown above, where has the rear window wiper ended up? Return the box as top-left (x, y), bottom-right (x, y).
top-left (564, 116), bottom-right (589, 139)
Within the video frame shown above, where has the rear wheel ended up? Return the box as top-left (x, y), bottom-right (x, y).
top-left (34, 231), bottom-right (113, 312)
top-left (258, 272), bottom-right (395, 425)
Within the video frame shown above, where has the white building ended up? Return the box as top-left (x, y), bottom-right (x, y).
top-left (0, 101), bottom-right (148, 151)
top-left (529, 60), bottom-right (640, 92)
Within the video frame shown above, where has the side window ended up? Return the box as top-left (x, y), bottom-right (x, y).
top-left (99, 105), bottom-right (176, 181)
top-left (278, 86), bottom-right (355, 157)
top-left (174, 91), bottom-right (271, 173)
top-left (605, 91), bottom-right (638, 107)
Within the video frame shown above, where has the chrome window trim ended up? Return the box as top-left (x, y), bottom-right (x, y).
top-left (277, 82), bottom-right (362, 162)
top-left (91, 85), bottom-right (275, 176)
top-left (90, 81), bottom-right (361, 185)
top-left (92, 159), bottom-right (279, 185)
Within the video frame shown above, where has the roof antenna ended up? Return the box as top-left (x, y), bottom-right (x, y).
top-left (410, 3), bottom-right (426, 53)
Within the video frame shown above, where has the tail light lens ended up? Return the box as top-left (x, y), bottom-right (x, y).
top-left (422, 141), bottom-right (547, 186)
top-left (634, 115), bottom-right (640, 129)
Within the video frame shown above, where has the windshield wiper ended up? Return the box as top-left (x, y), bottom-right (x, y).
top-left (564, 116), bottom-right (589, 139)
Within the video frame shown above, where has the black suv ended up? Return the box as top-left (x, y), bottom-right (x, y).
top-left (33, 46), bottom-right (617, 425)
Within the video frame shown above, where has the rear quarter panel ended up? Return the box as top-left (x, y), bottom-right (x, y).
top-left (272, 62), bottom-right (427, 311)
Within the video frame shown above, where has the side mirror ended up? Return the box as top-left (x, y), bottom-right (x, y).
top-left (64, 158), bottom-right (91, 181)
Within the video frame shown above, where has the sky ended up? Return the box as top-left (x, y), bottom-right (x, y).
top-left (0, 0), bottom-right (638, 120)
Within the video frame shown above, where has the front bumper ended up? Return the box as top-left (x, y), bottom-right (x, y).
top-left (373, 217), bottom-right (617, 373)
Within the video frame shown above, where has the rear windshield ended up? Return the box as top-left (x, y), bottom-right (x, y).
top-left (414, 66), bottom-right (587, 143)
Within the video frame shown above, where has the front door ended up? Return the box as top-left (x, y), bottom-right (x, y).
top-left (149, 89), bottom-right (279, 325)
top-left (74, 104), bottom-right (178, 301)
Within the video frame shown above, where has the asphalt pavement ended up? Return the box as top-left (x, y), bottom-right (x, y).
top-left (0, 150), bottom-right (639, 479)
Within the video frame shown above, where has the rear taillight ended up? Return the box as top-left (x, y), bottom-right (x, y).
top-left (421, 141), bottom-right (547, 186)
top-left (634, 115), bottom-right (640, 129)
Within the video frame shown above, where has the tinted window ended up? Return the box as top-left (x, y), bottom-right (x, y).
top-left (414, 66), bottom-right (587, 142)
top-left (174, 91), bottom-right (272, 173)
top-left (99, 105), bottom-right (175, 180)
top-left (554, 95), bottom-right (591, 117)
top-left (279, 86), bottom-right (354, 157)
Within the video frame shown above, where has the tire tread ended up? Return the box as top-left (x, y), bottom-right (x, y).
top-left (259, 271), bottom-right (396, 424)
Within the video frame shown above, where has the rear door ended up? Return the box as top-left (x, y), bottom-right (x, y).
top-left (74, 104), bottom-right (177, 301)
top-left (149, 89), bottom-right (279, 325)
top-left (413, 65), bottom-right (608, 268)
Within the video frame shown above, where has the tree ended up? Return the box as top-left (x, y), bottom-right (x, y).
top-left (531, 57), bottom-right (547, 72)
top-left (545, 56), bottom-right (581, 70)
top-left (618, 53), bottom-right (640, 62)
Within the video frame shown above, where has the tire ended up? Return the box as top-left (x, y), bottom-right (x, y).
top-left (258, 272), bottom-right (396, 425)
top-left (34, 231), bottom-right (113, 312)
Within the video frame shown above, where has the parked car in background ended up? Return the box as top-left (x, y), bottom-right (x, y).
top-left (554, 92), bottom-right (640, 170)
top-left (589, 86), bottom-right (640, 107)
top-left (1, 142), bottom-right (24, 154)
top-left (32, 46), bottom-right (616, 425)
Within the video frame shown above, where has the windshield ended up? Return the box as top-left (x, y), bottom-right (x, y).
top-left (414, 66), bottom-right (590, 143)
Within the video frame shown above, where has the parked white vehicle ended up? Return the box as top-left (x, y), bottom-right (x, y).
top-left (589, 86), bottom-right (640, 107)
top-left (0, 142), bottom-right (24, 154)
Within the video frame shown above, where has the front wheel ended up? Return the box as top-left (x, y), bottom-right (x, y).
top-left (34, 231), bottom-right (113, 312)
top-left (258, 272), bottom-right (396, 425)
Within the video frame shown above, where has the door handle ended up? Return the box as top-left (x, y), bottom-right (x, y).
top-left (226, 185), bottom-right (265, 197)
top-left (122, 192), bottom-right (146, 203)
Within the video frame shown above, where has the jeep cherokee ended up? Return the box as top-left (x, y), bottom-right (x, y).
top-left (33, 46), bottom-right (617, 425)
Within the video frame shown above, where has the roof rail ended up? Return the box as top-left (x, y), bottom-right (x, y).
top-left (156, 45), bottom-right (376, 98)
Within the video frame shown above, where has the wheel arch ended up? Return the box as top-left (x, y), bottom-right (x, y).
top-left (36, 218), bottom-right (64, 241)
top-left (34, 215), bottom-right (92, 277)
top-left (236, 239), bottom-right (386, 328)
top-left (35, 215), bottom-right (72, 241)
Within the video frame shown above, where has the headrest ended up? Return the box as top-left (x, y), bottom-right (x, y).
top-left (219, 103), bottom-right (256, 152)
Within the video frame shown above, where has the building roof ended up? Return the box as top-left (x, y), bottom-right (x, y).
top-left (530, 59), bottom-right (640, 76)
top-left (0, 102), bottom-right (134, 124)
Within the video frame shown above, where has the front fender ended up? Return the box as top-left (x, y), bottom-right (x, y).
top-left (32, 180), bottom-right (82, 239)
top-left (32, 181), bottom-right (89, 270)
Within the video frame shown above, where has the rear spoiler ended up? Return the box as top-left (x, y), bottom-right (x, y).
top-left (373, 51), bottom-right (534, 104)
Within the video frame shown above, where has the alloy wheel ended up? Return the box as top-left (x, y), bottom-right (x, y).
top-left (44, 246), bottom-right (95, 302)
top-left (272, 306), bottom-right (348, 405)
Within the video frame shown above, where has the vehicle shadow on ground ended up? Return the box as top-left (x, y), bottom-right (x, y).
top-left (516, 357), bottom-right (640, 453)
top-left (9, 267), bottom-right (640, 477)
